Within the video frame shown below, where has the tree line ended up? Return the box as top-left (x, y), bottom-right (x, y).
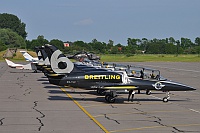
top-left (1, 13), bottom-right (200, 55)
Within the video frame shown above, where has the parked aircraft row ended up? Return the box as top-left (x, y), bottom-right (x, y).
top-left (4, 44), bottom-right (196, 103)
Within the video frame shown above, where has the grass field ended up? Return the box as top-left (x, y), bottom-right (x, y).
top-left (0, 50), bottom-right (37, 61)
top-left (100, 54), bottom-right (200, 62)
top-left (0, 50), bottom-right (200, 62)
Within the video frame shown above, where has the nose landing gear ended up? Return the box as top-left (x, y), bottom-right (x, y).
top-left (146, 89), bottom-right (151, 95)
top-left (163, 91), bottom-right (170, 102)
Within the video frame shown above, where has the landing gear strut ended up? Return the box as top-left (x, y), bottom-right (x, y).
top-left (105, 90), bottom-right (117, 103)
top-left (163, 91), bottom-right (170, 102)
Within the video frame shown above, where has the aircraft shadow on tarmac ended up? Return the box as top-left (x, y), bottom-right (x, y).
top-left (48, 90), bottom-right (187, 104)
top-left (44, 86), bottom-right (60, 89)
top-left (48, 95), bottom-right (187, 103)
top-left (10, 71), bottom-right (34, 73)
top-left (44, 86), bottom-right (109, 97)
top-left (37, 79), bottom-right (49, 81)
top-left (43, 84), bottom-right (188, 103)
top-left (40, 76), bottom-right (48, 78)
top-left (48, 95), bottom-right (107, 103)
top-left (48, 90), bottom-right (66, 94)
top-left (42, 82), bottom-right (51, 84)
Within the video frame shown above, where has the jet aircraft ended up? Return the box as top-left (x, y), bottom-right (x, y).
top-left (39, 45), bottom-right (196, 103)
top-left (67, 51), bottom-right (100, 61)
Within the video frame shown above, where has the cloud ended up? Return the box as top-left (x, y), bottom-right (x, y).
top-left (74, 18), bottom-right (94, 26)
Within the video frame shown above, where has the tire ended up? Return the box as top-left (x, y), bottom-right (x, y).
top-left (105, 94), bottom-right (115, 103)
top-left (97, 89), bottom-right (100, 94)
top-left (146, 90), bottom-right (151, 95)
top-left (105, 94), bottom-right (110, 102)
top-left (99, 89), bottom-right (106, 96)
top-left (108, 96), bottom-right (115, 103)
top-left (163, 97), bottom-right (168, 102)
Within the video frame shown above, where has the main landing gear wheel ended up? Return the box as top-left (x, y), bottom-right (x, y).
top-left (146, 90), bottom-right (151, 95)
top-left (105, 94), bottom-right (116, 103)
top-left (97, 89), bottom-right (106, 96)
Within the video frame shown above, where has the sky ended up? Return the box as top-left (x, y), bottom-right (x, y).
top-left (0, 0), bottom-right (200, 45)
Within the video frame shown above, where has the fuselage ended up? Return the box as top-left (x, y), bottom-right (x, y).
top-left (47, 70), bottom-right (195, 92)
top-left (48, 71), bottom-right (123, 88)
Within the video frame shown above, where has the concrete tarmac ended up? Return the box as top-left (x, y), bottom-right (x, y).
top-left (0, 61), bottom-right (200, 133)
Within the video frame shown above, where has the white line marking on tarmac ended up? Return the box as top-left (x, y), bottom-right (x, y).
top-left (137, 64), bottom-right (200, 73)
top-left (150, 95), bottom-right (162, 100)
top-left (189, 109), bottom-right (200, 114)
top-left (151, 94), bottom-right (200, 114)
top-left (190, 91), bottom-right (200, 94)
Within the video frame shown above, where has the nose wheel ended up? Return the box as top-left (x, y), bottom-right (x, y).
top-left (163, 91), bottom-right (170, 102)
top-left (146, 90), bottom-right (151, 95)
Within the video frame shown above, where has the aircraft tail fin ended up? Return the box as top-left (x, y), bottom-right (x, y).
top-left (35, 46), bottom-right (50, 66)
top-left (44, 44), bottom-right (74, 74)
top-left (20, 51), bottom-right (38, 62)
top-left (5, 58), bottom-right (16, 67)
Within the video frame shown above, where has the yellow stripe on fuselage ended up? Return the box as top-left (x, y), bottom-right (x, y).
top-left (104, 86), bottom-right (137, 89)
top-left (48, 74), bottom-right (62, 76)
top-left (45, 68), bottom-right (51, 70)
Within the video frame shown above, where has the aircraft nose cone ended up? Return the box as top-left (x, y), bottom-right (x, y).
top-left (161, 81), bottom-right (196, 91)
top-left (181, 85), bottom-right (196, 91)
top-left (188, 86), bottom-right (196, 91)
